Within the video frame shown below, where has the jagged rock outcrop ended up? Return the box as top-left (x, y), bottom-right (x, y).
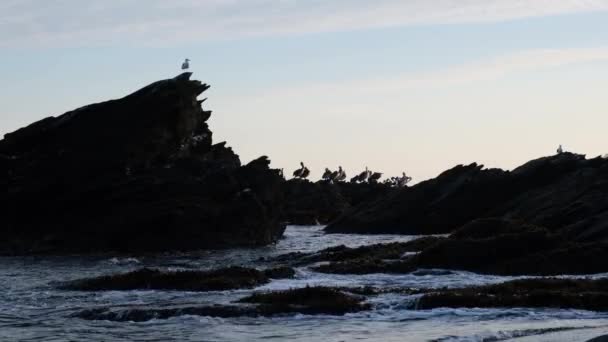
top-left (326, 152), bottom-right (608, 240)
top-left (0, 73), bottom-right (285, 254)
top-left (283, 180), bottom-right (395, 225)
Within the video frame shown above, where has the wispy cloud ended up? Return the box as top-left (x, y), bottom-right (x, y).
top-left (253, 46), bottom-right (608, 100)
top-left (2, 0), bottom-right (608, 48)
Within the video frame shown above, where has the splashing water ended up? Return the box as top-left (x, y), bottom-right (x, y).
top-left (1, 226), bottom-right (607, 341)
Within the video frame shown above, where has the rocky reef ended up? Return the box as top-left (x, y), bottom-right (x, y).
top-left (326, 152), bottom-right (608, 239)
top-left (417, 278), bottom-right (608, 312)
top-left (74, 286), bottom-right (370, 322)
top-left (60, 266), bottom-right (295, 292)
top-left (320, 153), bottom-right (608, 275)
top-left (0, 73), bottom-right (285, 254)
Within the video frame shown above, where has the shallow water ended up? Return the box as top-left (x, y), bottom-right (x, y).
top-left (1, 226), bottom-right (607, 341)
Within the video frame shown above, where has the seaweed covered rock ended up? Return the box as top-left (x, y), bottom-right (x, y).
top-left (417, 278), bottom-right (608, 312)
top-left (60, 266), bottom-right (295, 291)
top-left (239, 286), bottom-right (371, 315)
top-left (316, 219), bottom-right (608, 276)
top-left (271, 236), bottom-right (444, 266)
top-left (74, 286), bottom-right (370, 322)
top-left (415, 218), bottom-right (608, 275)
top-left (0, 73), bottom-right (285, 254)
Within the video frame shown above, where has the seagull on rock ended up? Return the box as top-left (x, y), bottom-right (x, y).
top-left (182, 59), bottom-right (190, 70)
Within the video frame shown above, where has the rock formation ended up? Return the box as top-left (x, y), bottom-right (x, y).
top-left (283, 180), bottom-right (395, 225)
top-left (0, 73), bottom-right (285, 254)
top-left (326, 152), bottom-right (608, 240)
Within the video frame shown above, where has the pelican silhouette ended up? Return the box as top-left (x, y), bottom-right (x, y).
top-left (322, 168), bottom-right (333, 181)
top-left (336, 166), bottom-right (347, 182)
top-left (557, 144), bottom-right (564, 154)
top-left (181, 59), bottom-right (190, 70)
top-left (369, 172), bottom-right (382, 184)
top-left (397, 172), bottom-right (412, 187)
top-left (293, 162), bottom-right (310, 179)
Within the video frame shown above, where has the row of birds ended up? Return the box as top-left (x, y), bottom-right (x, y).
top-left (289, 162), bottom-right (412, 187)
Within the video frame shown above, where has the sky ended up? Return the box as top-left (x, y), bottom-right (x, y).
top-left (1, 0), bottom-right (608, 182)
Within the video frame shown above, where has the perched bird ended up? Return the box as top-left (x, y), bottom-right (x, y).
top-left (355, 167), bottom-right (370, 183)
top-left (397, 172), bottom-right (412, 187)
top-left (369, 172), bottom-right (382, 184)
top-left (181, 58), bottom-right (190, 70)
top-left (301, 167), bottom-right (310, 179)
top-left (336, 166), bottom-right (347, 182)
top-left (322, 168), bottom-right (333, 181)
top-left (293, 162), bottom-right (309, 179)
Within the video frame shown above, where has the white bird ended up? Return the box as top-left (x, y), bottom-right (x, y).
top-left (181, 59), bottom-right (190, 70)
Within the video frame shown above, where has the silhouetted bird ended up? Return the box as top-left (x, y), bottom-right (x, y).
top-left (293, 162), bottom-right (310, 179)
top-left (336, 166), bottom-right (347, 182)
top-left (322, 168), bottom-right (333, 181)
top-left (181, 59), bottom-right (190, 70)
top-left (397, 172), bottom-right (412, 187)
top-left (369, 172), bottom-right (382, 184)
top-left (557, 144), bottom-right (564, 154)
top-left (354, 167), bottom-right (370, 183)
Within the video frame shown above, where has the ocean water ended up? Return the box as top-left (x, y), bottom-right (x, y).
top-left (1, 226), bottom-right (607, 342)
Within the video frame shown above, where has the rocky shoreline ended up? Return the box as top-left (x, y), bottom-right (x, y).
top-left (2, 74), bottom-right (607, 326)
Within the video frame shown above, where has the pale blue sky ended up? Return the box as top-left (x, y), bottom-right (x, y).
top-left (1, 1), bottom-right (608, 181)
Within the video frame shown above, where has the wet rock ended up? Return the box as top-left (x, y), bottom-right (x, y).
top-left (271, 236), bottom-right (445, 266)
top-left (74, 286), bottom-right (371, 321)
top-left (417, 278), bottom-right (608, 312)
top-left (414, 218), bottom-right (608, 275)
top-left (326, 153), bottom-right (608, 240)
top-left (238, 286), bottom-right (371, 315)
top-left (60, 266), bottom-right (295, 291)
top-left (313, 259), bottom-right (416, 275)
top-left (0, 73), bottom-right (285, 254)
top-left (74, 305), bottom-right (252, 322)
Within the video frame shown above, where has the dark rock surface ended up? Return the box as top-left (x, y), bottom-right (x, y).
top-left (322, 153), bottom-right (608, 275)
top-left (0, 73), bottom-right (285, 254)
top-left (59, 266), bottom-right (295, 292)
top-left (270, 236), bottom-right (443, 267)
top-left (417, 278), bottom-right (608, 312)
top-left (315, 219), bottom-right (608, 276)
top-left (414, 218), bottom-right (608, 275)
top-left (326, 153), bottom-right (608, 239)
top-left (74, 286), bottom-right (370, 322)
top-left (283, 180), bottom-right (394, 225)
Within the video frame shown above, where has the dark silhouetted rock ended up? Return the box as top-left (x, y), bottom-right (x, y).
top-left (270, 236), bottom-right (444, 266)
top-left (283, 180), bottom-right (394, 225)
top-left (414, 218), bottom-right (608, 275)
top-left (73, 286), bottom-right (370, 321)
top-left (238, 286), bottom-right (371, 315)
top-left (326, 153), bottom-right (608, 239)
top-left (0, 73), bottom-right (285, 254)
top-left (417, 278), bottom-right (608, 312)
top-left (59, 266), bottom-right (295, 292)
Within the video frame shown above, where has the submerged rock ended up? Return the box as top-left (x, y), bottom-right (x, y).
top-left (74, 286), bottom-right (370, 321)
top-left (271, 236), bottom-right (444, 266)
top-left (59, 266), bottom-right (295, 292)
top-left (0, 73), bottom-right (285, 254)
top-left (417, 278), bottom-right (608, 312)
top-left (238, 286), bottom-right (371, 315)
